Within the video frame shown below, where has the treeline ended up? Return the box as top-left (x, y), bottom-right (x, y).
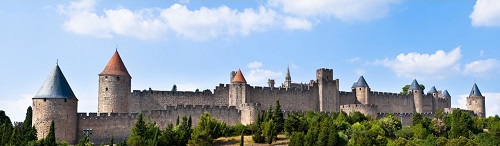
top-left (4, 101), bottom-right (500, 146)
top-left (0, 107), bottom-right (38, 146)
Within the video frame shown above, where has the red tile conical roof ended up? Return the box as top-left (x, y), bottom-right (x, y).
top-left (100, 50), bottom-right (131, 77)
top-left (232, 69), bottom-right (246, 83)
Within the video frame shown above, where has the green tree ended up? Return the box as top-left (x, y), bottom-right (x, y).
top-left (401, 84), bottom-right (425, 95)
top-left (251, 126), bottom-right (265, 143)
top-left (240, 130), bottom-right (244, 146)
top-left (348, 111), bottom-right (369, 124)
top-left (109, 135), bottom-right (114, 146)
top-left (189, 112), bottom-right (223, 145)
top-left (9, 122), bottom-right (23, 145)
top-left (45, 120), bottom-right (56, 146)
top-left (411, 124), bottom-right (428, 139)
top-left (127, 113), bottom-right (147, 145)
top-left (172, 84), bottom-right (177, 92)
top-left (273, 100), bottom-right (285, 134)
top-left (158, 124), bottom-right (175, 146)
top-left (378, 114), bottom-right (402, 137)
top-left (0, 110), bottom-right (13, 145)
top-left (262, 120), bottom-right (275, 144)
top-left (448, 110), bottom-right (473, 139)
top-left (289, 132), bottom-right (304, 146)
top-left (76, 135), bottom-right (91, 146)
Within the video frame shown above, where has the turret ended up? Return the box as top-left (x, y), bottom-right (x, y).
top-left (467, 83), bottom-right (486, 117)
top-left (32, 64), bottom-right (78, 144)
top-left (409, 79), bottom-right (424, 113)
top-left (428, 86), bottom-right (438, 112)
top-left (284, 67), bottom-right (292, 88)
top-left (442, 90), bottom-right (451, 108)
top-left (316, 68), bottom-right (339, 112)
top-left (268, 79), bottom-right (275, 88)
top-left (98, 50), bottom-right (131, 114)
top-left (229, 69), bottom-right (248, 108)
top-left (354, 76), bottom-right (370, 104)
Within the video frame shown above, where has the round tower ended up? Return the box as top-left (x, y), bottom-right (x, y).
top-left (98, 50), bottom-right (131, 114)
top-left (427, 86), bottom-right (438, 112)
top-left (466, 83), bottom-right (485, 117)
top-left (409, 79), bottom-right (424, 113)
top-left (354, 76), bottom-right (370, 104)
top-left (32, 64), bottom-right (78, 144)
top-left (229, 69), bottom-right (247, 108)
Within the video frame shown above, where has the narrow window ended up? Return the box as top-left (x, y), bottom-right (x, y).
top-left (117, 76), bottom-right (120, 81)
top-left (106, 87), bottom-right (108, 91)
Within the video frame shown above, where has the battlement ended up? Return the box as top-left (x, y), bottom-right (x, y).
top-left (316, 68), bottom-right (334, 72)
top-left (215, 84), bottom-right (230, 91)
top-left (77, 112), bottom-right (141, 119)
top-left (369, 91), bottom-right (404, 96)
top-left (250, 85), bottom-right (315, 93)
top-left (131, 89), bottom-right (214, 97)
top-left (341, 104), bottom-right (377, 108)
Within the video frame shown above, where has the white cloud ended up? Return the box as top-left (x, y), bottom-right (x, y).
top-left (283, 17), bottom-right (312, 30)
top-left (470, 0), bottom-right (500, 27)
top-left (0, 94), bottom-right (33, 122)
top-left (58, 0), bottom-right (314, 41)
top-left (268, 0), bottom-right (399, 22)
top-left (355, 68), bottom-right (365, 76)
top-left (348, 57), bottom-right (361, 63)
top-left (463, 59), bottom-right (499, 77)
top-left (454, 93), bottom-right (500, 117)
top-left (245, 62), bottom-right (282, 85)
top-left (375, 47), bottom-right (462, 79)
top-left (290, 63), bottom-right (300, 70)
top-left (248, 61), bottom-right (263, 69)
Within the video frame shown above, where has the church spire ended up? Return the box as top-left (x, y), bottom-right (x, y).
top-left (285, 66), bottom-right (291, 88)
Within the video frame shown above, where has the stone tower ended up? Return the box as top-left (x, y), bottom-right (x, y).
top-left (354, 76), bottom-right (370, 104)
top-left (467, 83), bottom-right (485, 117)
top-left (284, 67), bottom-right (291, 88)
top-left (442, 90), bottom-right (451, 108)
top-left (316, 68), bottom-right (339, 112)
top-left (409, 79), bottom-right (424, 113)
top-left (98, 50), bottom-right (131, 114)
top-left (428, 86), bottom-right (438, 112)
top-left (229, 69), bottom-right (248, 108)
top-left (32, 64), bottom-right (78, 144)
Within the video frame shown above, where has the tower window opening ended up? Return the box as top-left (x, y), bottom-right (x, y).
top-left (117, 76), bottom-right (120, 81)
top-left (106, 87), bottom-right (108, 91)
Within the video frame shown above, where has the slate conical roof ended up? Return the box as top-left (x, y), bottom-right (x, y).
top-left (33, 64), bottom-right (77, 99)
top-left (428, 86), bottom-right (438, 94)
top-left (354, 76), bottom-right (369, 87)
top-left (231, 69), bottom-right (247, 83)
top-left (409, 79), bottom-right (422, 90)
top-left (351, 82), bottom-right (357, 88)
top-left (442, 90), bottom-right (451, 98)
top-left (100, 50), bottom-right (131, 77)
top-left (470, 83), bottom-right (483, 97)
top-left (286, 67), bottom-right (291, 79)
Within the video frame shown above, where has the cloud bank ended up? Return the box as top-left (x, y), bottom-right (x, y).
top-left (58, 0), bottom-right (399, 41)
top-left (470, 0), bottom-right (500, 27)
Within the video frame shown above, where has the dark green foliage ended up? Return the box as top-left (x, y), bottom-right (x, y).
top-left (109, 135), bottom-right (114, 146)
top-left (445, 136), bottom-right (476, 146)
top-left (284, 113), bottom-right (308, 136)
top-left (77, 135), bottom-right (91, 146)
top-left (378, 114), bottom-right (402, 137)
top-left (289, 132), bottom-right (304, 146)
top-left (262, 120), bottom-right (275, 144)
top-left (189, 112), bottom-right (224, 145)
top-left (395, 126), bottom-right (414, 139)
top-left (45, 120), bottom-right (56, 146)
top-left (240, 130), bottom-right (244, 146)
top-left (348, 111), bottom-right (369, 124)
top-left (448, 110), bottom-right (473, 139)
top-left (158, 124), bottom-right (175, 145)
top-left (172, 84), bottom-right (177, 92)
top-left (251, 126), bottom-right (265, 143)
top-left (176, 115), bottom-right (180, 126)
top-left (0, 110), bottom-right (13, 145)
top-left (273, 100), bottom-right (285, 134)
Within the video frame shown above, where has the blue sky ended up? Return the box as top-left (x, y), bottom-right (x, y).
top-left (1, 0), bottom-right (500, 122)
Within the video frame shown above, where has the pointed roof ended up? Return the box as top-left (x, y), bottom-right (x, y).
top-left (409, 79), bottom-right (422, 90)
top-left (442, 90), bottom-right (451, 98)
top-left (100, 50), bottom-right (131, 77)
top-left (428, 86), bottom-right (438, 94)
top-left (470, 83), bottom-right (483, 97)
top-left (285, 67), bottom-right (291, 79)
top-left (351, 82), bottom-right (357, 88)
top-left (33, 64), bottom-right (77, 99)
top-left (354, 76), bottom-right (369, 87)
top-left (231, 69), bottom-right (247, 83)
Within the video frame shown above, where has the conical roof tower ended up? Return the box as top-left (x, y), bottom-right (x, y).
top-left (428, 86), bottom-right (438, 94)
top-left (33, 64), bottom-right (77, 100)
top-left (100, 50), bottom-right (131, 77)
top-left (232, 69), bottom-right (247, 83)
top-left (470, 83), bottom-right (483, 97)
top-left (354, 76), bottom-right (369, 87)
top-left (409, 79), bottom-right (422, 90)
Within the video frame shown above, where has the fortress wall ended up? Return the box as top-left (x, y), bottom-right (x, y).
top-left (340, 104), bottom-right (378, 118)
top-left (437, 98), bottom-right (449, 109)
top-left (369, 91), bottom-right (415, 113)
top-left (77, 104), bottom-right (240, 144)
top-left (339, 91), bottom-right (356, 105)
top-left (129, 84), bottom-right (230, 112)
top-left (247, 86), bottom-right (319, 111)
top-left (421, 95), bottom-right (434, 112)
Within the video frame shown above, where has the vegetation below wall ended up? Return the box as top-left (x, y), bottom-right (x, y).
top-left (2, 101), bottom-right (500, 146)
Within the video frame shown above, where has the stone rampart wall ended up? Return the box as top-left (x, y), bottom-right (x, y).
top-left (368, 91), bottom-right (415, 113)
top-left (128, 84), bottom-right (230, 112)
top-left (247, 86), bottom-right (319, 111)
top-left (339, 91), bottom-right (356, 105)
top-left (77, 104), bottom-right (240, 144)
